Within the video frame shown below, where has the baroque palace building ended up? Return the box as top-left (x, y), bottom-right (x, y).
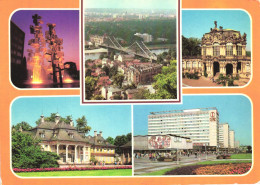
top-left (23, 113), bottom-right (116, 165)
top-left (182, 21), bottom-right (251, 80)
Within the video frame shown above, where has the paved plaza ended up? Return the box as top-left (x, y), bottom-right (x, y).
top-left (134, 154), bottom-right (217, 175)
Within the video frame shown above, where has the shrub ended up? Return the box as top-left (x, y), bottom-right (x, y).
top-left (165, 163), bottom-right (251, 175)
top-left (13, 166), bottom-right (132, 173)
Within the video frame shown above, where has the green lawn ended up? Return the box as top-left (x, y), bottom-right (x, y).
top-left (16, 169), bottom-right (132, 177)
top-left (140, 160), bottom-right (252, 176)
top-left (230, 153), bottom-right (252, 159)
top-left (138, 168), bottom-right (176, 176)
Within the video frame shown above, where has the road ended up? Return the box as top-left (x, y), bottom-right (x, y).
top-left (134, 154), bottom-right (217, 175)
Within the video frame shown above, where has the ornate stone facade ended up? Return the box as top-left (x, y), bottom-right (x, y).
top-left (183, 21), bottom-right (251, 80)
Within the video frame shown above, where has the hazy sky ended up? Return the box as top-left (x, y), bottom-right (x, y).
top-left (11, 96), bottom-right (132, 138)
top-left (182, 10), bottom-right (251, 51)
top-left (134, 95), bottom-right (252, 146)
top-left (84, 0), bottom-right (177, 10)
top-left (11, 10), bottom-right (80, 69)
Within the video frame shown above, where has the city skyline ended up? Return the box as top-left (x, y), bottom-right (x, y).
top-left (11, 10), bottom-right (80, 69)
top-left (84, 0), bottom-right (177, 10)
top-left (182, 10), bottom-right (251, 51)
top-left (11, 96), bottom-right (132, 138)
top-left (134, 95), bottom-right (252, 146)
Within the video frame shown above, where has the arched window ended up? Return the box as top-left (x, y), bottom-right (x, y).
top-left (226, 43), bottom-right (233, 56)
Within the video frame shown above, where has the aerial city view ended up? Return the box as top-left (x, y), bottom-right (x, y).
top-left (84, 0), bottom-right (178, 100)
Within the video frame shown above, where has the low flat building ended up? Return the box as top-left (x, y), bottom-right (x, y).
top-left (134, 134), bottom-right (193, 152)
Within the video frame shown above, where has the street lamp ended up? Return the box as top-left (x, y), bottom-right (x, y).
top-left (204, 143), bottom-right (207, 160)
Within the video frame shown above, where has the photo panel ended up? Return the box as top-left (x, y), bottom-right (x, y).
top-left (81, 0), bottom-right (181, 103)
top-left (133, 94), bottom-right (252, 176)
top-left (11, 96), bottom-right (132, 177)
top-left (182, 10), bottom-right (252, 88)
top-left (10, 10), bottom-right (80, 89)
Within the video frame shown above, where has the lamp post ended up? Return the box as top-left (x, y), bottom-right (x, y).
top-left (205, 143), bottom-right (208, 160)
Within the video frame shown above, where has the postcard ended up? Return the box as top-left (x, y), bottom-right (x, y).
top-left (0, 0), bottom-right (260, 185)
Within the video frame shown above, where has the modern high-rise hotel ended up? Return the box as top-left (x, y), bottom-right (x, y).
top-left (148, 108), bottom-right (219, 147)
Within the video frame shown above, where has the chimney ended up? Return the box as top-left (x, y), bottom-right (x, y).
top-left (69, 118), bottom-right (74, 127)
top-left (94, 131), bottom-right (97, 137)
top-left (40, 114), bottom-right (44, 123)
top-left (19, 126), bottom-right (23, 132)
top-left (55, 113), bottom-right (60, 124)
top-left (99, 131), bottom-right (103, 137)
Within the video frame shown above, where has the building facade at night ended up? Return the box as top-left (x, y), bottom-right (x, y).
top-left (182, 21), bottom-right (251, 82)
top-left (23, 114), bottom-right (116, 165)
top-left (148, 108), bottom-right (219, 148)
top-left (10, 21), bottom-right (27, 87)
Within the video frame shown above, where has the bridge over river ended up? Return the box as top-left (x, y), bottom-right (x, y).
top-left (98, 36), bottom-right (157, 61)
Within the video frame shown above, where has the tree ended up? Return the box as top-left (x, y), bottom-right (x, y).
top-left (112, 73), bottom-right (124, 88)
top-left (91, 95), bottom-right (105, 100)
top-left (35, 113), bottom-right (71, 125)
top-left (109, 66), bottom-right (118, 78)
top-left (85, 68), bottom-right (92, 77)
top-left (85, 76), bottom-right (98, 100)
top-left (76, 116), bottom-right (91, 135)
top-left (114, 135), bottom-right (128, 153)
top-left (106, 136), bottom-right (115, 145)
top-left (12, 131), bottom-right (59, 169)
top-left (126, 133), bottom-right (132, 142)
top-left (182, 36), bottom-right (201, 57)
top-left (114, 133), bottom-right (131, 153)
top-left (102, 66), bottom-right (110, 76)
top-left (133, 88), bottom-right (150, 99)
top-left (12, 122), bottom-right (32, 131)
top-left (147, 60), bottom-right (177, 99)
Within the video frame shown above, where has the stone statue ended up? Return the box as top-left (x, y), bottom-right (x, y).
top-left (214, 21), bottom-right (217, 29)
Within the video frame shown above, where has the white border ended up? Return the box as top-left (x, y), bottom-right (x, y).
top-left (81, 0), bottom-right (181, 104)
top-left (9, 8), bottom-right (81, 90)
top-left (181, 9), bottom-right (253, 89)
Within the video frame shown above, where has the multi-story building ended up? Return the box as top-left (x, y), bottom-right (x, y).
top-left (218, 123), bottom-right (230, 148)
top-left (127, 63), bottom-right (162, 85)
top-left (229, 130), bottom-right (235, 148)
top-left (148, 108), bottom-right (219, 148)
top-left (10, 21), bottom-right (27, 87)
top-left (89, 35), bottom-right (106, 46)
top-left (182, 21), bottom-right (251, 82)
top-left (134, 33), bottom-right (153, 43)
top-left (22, 113), bottom-right (116, 166)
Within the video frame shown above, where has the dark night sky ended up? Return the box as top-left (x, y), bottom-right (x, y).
top-left (11, 10), bottom-right (80, 69)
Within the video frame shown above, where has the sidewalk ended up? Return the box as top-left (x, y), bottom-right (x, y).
top-left (134, 154), bottom-right (217, 175)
